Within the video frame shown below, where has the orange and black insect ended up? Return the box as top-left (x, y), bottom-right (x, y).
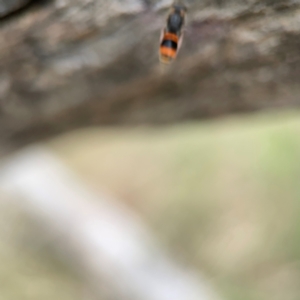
top-left (159, 4), bottom-right (187, 64)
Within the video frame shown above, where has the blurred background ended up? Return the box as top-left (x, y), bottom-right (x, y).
top-left (1, 0), bottom-right (300, 299)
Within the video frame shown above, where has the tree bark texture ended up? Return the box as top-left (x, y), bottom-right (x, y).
top-left (0, 0), bottom-right (299, 147)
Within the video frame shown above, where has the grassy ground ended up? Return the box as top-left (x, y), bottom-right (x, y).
top-left (47, 109), bottom-right (300, 300)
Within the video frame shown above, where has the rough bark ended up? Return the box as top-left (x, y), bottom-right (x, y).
top-left (0, 0), bottom-right (32, 17)
top-left (0, 0), bottom-right (300, 147)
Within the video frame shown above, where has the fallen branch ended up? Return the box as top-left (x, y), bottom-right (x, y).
top-left (0, 146), bottom-right (219, 300)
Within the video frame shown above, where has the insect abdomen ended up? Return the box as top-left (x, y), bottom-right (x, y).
top-left (159, 32), bottom-right (179, 63)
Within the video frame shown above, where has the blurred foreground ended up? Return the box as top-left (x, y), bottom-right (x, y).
top-left (1, 110), bottom-right (300, 300)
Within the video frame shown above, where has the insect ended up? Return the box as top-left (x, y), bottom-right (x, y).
top-left (159, 4), bottom-right (187, 64)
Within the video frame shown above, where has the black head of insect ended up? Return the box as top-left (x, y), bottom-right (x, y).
top-left (173, 4), bottom-right (187, 13)
top-left (167, 4), bottom-right (187, 34)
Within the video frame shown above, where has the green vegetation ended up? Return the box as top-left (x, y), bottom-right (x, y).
top-left (3, 109), bottom-right (300, 300)
top-left (49, 110), bottom-right (300, 300)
